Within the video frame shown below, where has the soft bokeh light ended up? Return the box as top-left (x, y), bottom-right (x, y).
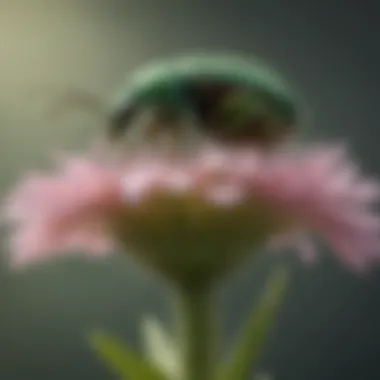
top-left (1, 1), bottom-right (380, 380)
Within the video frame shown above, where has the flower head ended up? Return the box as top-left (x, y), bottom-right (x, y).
top-left (3, 143), bottom-right (380, 288)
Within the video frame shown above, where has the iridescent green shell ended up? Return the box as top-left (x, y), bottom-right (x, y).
top-left (109, 53), bottom-right (299, 145)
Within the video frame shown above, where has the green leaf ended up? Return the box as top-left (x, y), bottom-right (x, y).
top-left (88, 330), bottom-right (167, 380)
top-left (254, 372), bottom-right (273, 380)
top-left (219, 266), bottom-right (289, 380)
top-left (141, 315), bottom-right (181, 380)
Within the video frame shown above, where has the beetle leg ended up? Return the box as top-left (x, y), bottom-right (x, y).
top-left (106, 106), bottom-right (209, 156)
top-left (179, 113), bottom-right (211, 150)
top-left (104, 108), bottom-right (159, 159)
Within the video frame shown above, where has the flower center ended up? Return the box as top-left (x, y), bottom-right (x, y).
top-left (107, 192), bottom-right (288, 289)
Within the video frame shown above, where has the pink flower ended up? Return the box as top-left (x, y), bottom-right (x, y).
top-left (2, 143), bottom-right (380, 285)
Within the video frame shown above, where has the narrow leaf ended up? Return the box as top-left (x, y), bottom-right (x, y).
top-left (254, 372), bottom-right (272, 380)
top-left (141, 316), bottom-right (180, 380)
top-left (88, 330), bottom-right (167, 380)
top-left (219, 266), bottom-right (289, 380)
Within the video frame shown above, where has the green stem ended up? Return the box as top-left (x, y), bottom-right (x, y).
top-left (176, 287), bottom-right (216, 380)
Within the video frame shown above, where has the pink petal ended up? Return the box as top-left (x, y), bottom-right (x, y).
top-left (2, 142), bottom-right (380, 272)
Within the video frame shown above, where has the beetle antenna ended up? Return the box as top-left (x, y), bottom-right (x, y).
top-left (26, 85), bottom-right (107, 122)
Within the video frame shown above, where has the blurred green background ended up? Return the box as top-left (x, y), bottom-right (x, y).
top-left (1, 1), bottom-right (380, 379)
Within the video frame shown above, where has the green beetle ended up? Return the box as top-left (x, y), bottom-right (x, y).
top-left (108, 53), bottom-right (298, 147)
